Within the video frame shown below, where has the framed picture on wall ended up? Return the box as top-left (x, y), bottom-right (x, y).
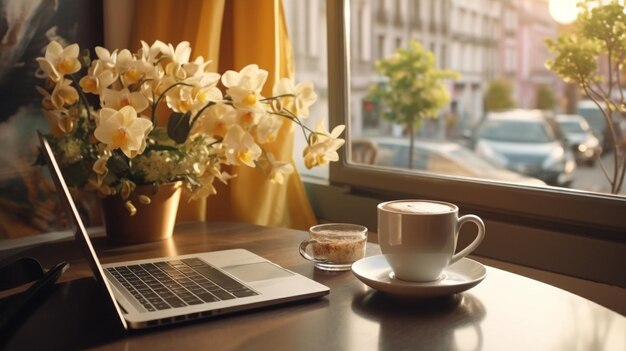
top-left (0, 0), bottom-right (103, 239)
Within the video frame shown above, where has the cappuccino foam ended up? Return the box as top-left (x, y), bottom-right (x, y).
top-left (383, 201), bottom-right (454, 214)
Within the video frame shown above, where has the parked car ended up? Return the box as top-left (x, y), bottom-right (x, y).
top-left (576, 99), bottom-right (608, 149)
top-left (470, 109), bottom-right (576, 187)
top-left (576, 99), bottom-right (626, 151)
top-left (365, 137), bottom-right (546, 186)
top-left (553, 114), bottom-right (601, 165)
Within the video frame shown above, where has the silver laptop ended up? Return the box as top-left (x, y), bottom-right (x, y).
top-left (37, 132), bottom-right (329, 330)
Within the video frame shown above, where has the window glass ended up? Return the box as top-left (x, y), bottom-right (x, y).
top-left (284, 0), bottom-right (330, 179)
top-left (477, 119), bottom-right (555, 143)
top-left (286, 0), bottom-right (625, 233)
top-left (338, 0), bottom-right (624, 197)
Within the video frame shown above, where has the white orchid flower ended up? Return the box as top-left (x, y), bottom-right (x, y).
top-left (193, 85), bottom-right (223, 108)
top-left (181, 56), bottom-right (214, 80)
top-left (222, 64), bottom-right (268, 114)
top-left (191, 102), bottom-right (236, 138)
top-left (222, 64), bottom-right (268, 91)
top-left (223, 125), bottom-right (262, 167)
top-left (79, 60), bottom-right (117, 94)
top-left (95, 46), bottom-right (118, 68)
top-left (236, 108), bottom-right (265, 131)
top-left (272, 78), bottom-right (317, 118)
top-left (183, 72), bottom-right (223, 108)
top-left (38, 81), bottom-right (75, 112)
top-left (112, 49), bottom-right (153, 87)
top-left (170, 41), bottom-right (192, 63)
top-left (141, 75), bottom-right (175, 103)
top-left (84, 175), bottom-right (115, 197)
top-left (166, 86), bottom-right (195, 113)
top-left (42, 108), bottom-right (74, 136)
top-left (93, 154), bottom-right (110, 176)
top-left (165, 75), bottom-right (223, 114)
top-left (183, 75), bottom-right (223, 109)
top-left (36, 86), bottom-right (55, 110)
top-left (303, 122), bottom-right (346, 169)
top-left (269, 161), bottom-right (294, 184)
top-left (51, 78), bottom-right (79, 109)
top-left (211, 164), bottom-right (236, 184)
top-left (255, 114), bottom-right (283, 144)
top-left (36, 41), bottom-right (82, 82)
top-left (162, 41), bottom-right (192, 79)
top-left (191, 173), bottom-right (218, 199)
top-left (138, 40), bottom-right (167, 63)
top-left (227, 85), bottom-right (267, 115)
top-left (94, 106), bottom-right (153, 158)
top-left (196, 71), bottom-right (221, 87)
top-left (101, 87), bottom-right (150, 113)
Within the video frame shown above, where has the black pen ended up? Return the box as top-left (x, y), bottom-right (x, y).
top-left (0, 261), bottom-right (69, 331)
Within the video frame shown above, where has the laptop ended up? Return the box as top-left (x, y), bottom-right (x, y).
top-left (37, 132), bottom-right (329, 330)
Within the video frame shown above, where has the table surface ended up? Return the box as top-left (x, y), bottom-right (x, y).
top-left (1, 221), bottom-right (625, 351)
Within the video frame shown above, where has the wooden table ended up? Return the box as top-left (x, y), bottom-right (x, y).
top-left (1, 221), bottom-right (625, 350)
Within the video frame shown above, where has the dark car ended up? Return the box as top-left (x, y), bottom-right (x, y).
top-left (471, 109), bottom-right (576, 187)
top-left (554, 114), bottom-right (602, 165)
top-left (577, 99), bottom-right (626, 151)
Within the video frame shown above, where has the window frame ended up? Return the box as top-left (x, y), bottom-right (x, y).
top-left (326, 0), bottom-right (626, 240)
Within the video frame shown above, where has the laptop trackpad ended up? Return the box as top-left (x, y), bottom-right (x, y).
top-left (223, 262), bottom-right (293, 282)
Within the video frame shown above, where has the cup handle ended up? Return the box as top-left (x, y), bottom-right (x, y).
top-left (450, 215), bottom-right (485, 265)
top-left (299, 239), bottom-right (327, 263)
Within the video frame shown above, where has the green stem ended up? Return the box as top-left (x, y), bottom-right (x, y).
top-left (70, 73), bottom-right (94, 120)
top-left (271, 110), bottom-right (316, 133)
top-left (269, 111), bottom-right (314, 142)
top-left (260, 93), bottom-right (295, 102)
top-left (189, 101), bottom-right (216, 130)
top-left (151, 82), bottom-right (194, 125)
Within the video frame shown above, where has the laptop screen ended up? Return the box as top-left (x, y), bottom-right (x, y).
top-left (38, 131), bottom-right (128, 330)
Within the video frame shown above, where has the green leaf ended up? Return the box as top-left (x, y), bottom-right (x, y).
top-left (147, 144), bottom-right (179, 152)
top-left (146, 143), bottom-right (183, 155)
top-left (61, 162), bottom-right (91, 187)
top-left (167, 112), bottom-right (191, 144)
top-left (107, 153), bottom-right (130, 174)
top-left (79, 49), bottom-right (91, 67)
top-left (149, 126), bottom-right (174, 145)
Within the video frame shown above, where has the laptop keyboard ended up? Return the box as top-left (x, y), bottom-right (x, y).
top-left (106, 258), bottom-right (258, 311)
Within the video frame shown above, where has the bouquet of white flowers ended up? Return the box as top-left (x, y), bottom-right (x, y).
top-left (35, 40), bottom-right (344, 215)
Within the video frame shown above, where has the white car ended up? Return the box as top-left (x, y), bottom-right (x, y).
top-left (470, 109), bottom-right (576, 187)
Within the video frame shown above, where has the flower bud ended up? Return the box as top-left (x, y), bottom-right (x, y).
top-left (125, 200), bottom-right (137, 216)
top-left (138, 195), bottom-right (151, 205)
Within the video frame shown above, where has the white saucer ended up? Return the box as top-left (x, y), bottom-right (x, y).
top-left (351, 255), bottom-right (487, 298)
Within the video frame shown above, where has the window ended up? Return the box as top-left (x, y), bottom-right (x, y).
top-left (285, 0), bottom-right (625, 286)
top-left (413, 0), bottom-right (421, 25)
top-left (321, 0), bottom-right (625, 238)
top-left (395, 37), bottom-right (402, 51)
top-left (440, 44), bottom-right (447, 69)
top-left (307, 0), bottom-right (320, 57)
top-left (377, 34), bottom-right (385, 60)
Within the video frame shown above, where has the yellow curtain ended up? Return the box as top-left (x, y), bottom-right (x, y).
top-left (130, 0), bottom-right (317, 230)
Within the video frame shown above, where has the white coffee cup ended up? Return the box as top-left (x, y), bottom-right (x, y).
top-left (377, 199), bottom-right (485, 282)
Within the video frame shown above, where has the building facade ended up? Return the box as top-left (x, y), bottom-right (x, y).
top-left (284, 0), bottom-right (562, 140)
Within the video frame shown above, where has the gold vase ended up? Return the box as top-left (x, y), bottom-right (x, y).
top-left (101, 181), bottom-right (183, 244)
